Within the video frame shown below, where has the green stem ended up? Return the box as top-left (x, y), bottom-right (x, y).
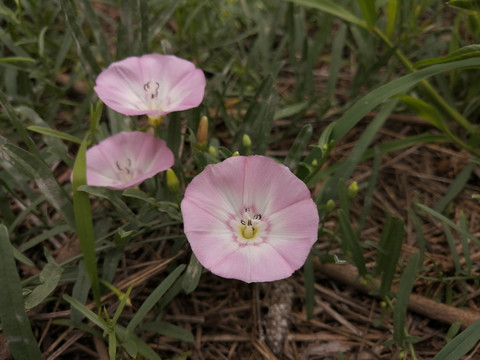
top-left (373, 27), bottom-right (475, 133)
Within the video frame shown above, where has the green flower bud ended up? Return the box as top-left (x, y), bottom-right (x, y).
top-left (166, 169), bottom-right (180, 193)
top-left (348, 181), bottom-right (359, 198)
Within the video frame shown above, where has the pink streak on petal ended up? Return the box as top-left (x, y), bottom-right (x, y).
top-left (211, 244), bottom-right (295, 283)
top-left (243, 155), bottom-right (313, 216)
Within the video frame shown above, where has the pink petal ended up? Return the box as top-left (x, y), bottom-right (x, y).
top-left (242, 155), bottom-right (313, 215)
top-left (211, 244), bottom-right (295, 283)
top-left (85, 131), bottom-right (174, 189)
top-left (94, 54), bottom-right (206, 116)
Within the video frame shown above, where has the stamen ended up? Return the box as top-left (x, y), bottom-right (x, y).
top-left (143, 81), bottom-right (160, 99)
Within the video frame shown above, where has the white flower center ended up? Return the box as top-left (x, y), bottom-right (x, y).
top-left (115, 158), bottom-right (135, 183)
top-left (239, 208), bottom-right (263, 240)
top-left (144, 81), bottom-right (159, 99)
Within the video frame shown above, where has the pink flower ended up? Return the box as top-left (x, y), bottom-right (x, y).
top-left (94, 54), bottom-right (206, 116)
top-left (181, 155), bottom-right (319, 283)
top-left (84, 131), bottom-right (174, 189)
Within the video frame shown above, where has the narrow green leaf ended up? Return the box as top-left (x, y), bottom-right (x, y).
top-left (27, 125), bottom-right (82, 144)
top-left (443, 225), bottom-right (462, 276)
top-left (182, 253), bottom-right (203, 295)
top-left (377, 215), bottom-right (404, 297)
top-left (1, 143), bottom-right (76, 230)
top-left (80, 0), bottom-right (110, 65)
top-left (24, 261), bottom-right (63, 309)
top-left (433, 320), bottom-right (480, 360)
top-left (70, 260), bottom-right (91, 325)
top-left (304, 252), bottom-right (315, 319)
top-left (0, 224), bottom-right (42, 359)
top-left (393, 252), bottom-right (421, 345)
top-left (284, 124), bottom-right (313, 171)
top-left (61, 0), bottom-right (102, 76)
top-left (63, 294), bottom-right (108, 332)
top-left (435, 162), bottom-right (475, 213)
top-left (330, 58), bottom-right (480, 143)
top-left (116, 325), bottom-right (162, 360)
top-left (127, 264), bottom-right (186, 332)
top-left (287, 0), bottom-right (366, 27)
top-left (447, 0), bottom-right (480, 11)
top-left (273, 102), bottom-right (308, 120)
top-left (358, 0), bottom-right (377, 28)
top-left (0, 56), bottom-right (35, 63)
top-left (416, 203), bottom-right (480, 245)
top-left (326, 24), bottom-right (346, 101)
top-left (78, 185), bottom-right (138, 224)
top-left (459, 212), bottom-right (472, 274)
top-left (0, 89), bottom-right (40, 157)
top-left (415, 45), bottom-right (480, 69)
top-left (141, 321), bottom-right (194, 342)
top-left (72, 138), bottom-right (101, 306)
top-left (337, 209), bottom-right (367, 276)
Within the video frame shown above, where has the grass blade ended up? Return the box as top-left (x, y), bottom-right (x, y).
top-left (72, 137), bottom-right (101, 306)
top-left (0, 224), bottom-right (42, 359)
top-left (287, 0), bottom-right (365, 26)
top-left (127, 264), bottom-right (185, 332)
top-left (433, 320), bottom-right (480, 360)
top-left (284, 124), bottom-right (312, 171)
top-left (393, 252), bottom-right (421, 345)
top-left (377, 215), bottom-right (404, 297)
top-left (337, 208), bottom-right (367, 276)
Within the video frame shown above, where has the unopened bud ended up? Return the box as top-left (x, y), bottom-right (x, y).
top-left (311, 159), bottom-right (318, 167)
top-left (232, 151), bottom-right (240, 157)
top-left (208, 145), bottom-right (217, 158)
top-left (196, 115), bottom-right (209, 150)
top-left (348, 181), bottom-right (359, 198)
top-left (242, 134), bottom-right (252, 148)
top-left (325, 199), bottom-right (335, 212)
top-left (166, 169), bottom-right (180, 193)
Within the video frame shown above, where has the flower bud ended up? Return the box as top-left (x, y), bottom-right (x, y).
top-left (325, 199), bottom-right (335, 213)
top-left (196, 115), bottom-right (209, 150)
top-left (166, 169), bottom-right (180, 193)
top-left (243, 134), bottom-right (252, 148)
top-left (348, 181), bottom-right (359, 198)
top-left (232, 151), bottom-right (240, 157)
top-left (208, 145), bottom-right (217, 158)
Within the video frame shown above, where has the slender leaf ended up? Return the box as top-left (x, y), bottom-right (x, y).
top-left (127, 264), bottom-right (186, 332)
top-left (24, 261), bottom-right (63, 309)
top-left (0, 224), bottom-right (42, 359)
top-left (433, 320), bottom-right (480, 360)
top-left (415, 45), bottom-right (480, 69)
top-left (435, 162), bottom-right (475, 213)
top-left (1, 142), bottom-right (76, 230)
top-left (27, 125), bottom-right (82, 144)
top-left (72, 138), bottom-right (101, 306)
top-left (63, 294), bottom-right (108, 331)
top-left (141, 321), bottom-right (194, 342)
top-left (447, 0), bottom-right (480, 11)
top-left (182, 253), bottom-right (203, 295)
top-left (304, 252), bottom-right (315, 319)
top-left (377, 215), bottom-right (404, 297)
top-left (393, 252), bottom-right (421, 345)
top-left (284, 124), bottom-right (313, 171)
top-left (358, 0), bottom-right (377, 28)
top-left (287, 0), bottom-right (366, 26)
top-left (337, 208), bottom-right (367, 276)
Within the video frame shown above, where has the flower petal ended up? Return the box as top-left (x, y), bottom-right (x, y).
top-left (211, 244), bottom-right (295, 283)
top-left (242, 156), bottom-right (313, 216)
top-left (94, 54), bottom-right (205, 116)
top-left (85, 132), bottom-right (174, 189)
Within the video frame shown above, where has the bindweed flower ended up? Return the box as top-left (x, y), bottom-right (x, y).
top-left (84, 131), bottom-right (174, 190)
top-left (181, 155), bottom-right (319, 283)
top-left (94, 54), bottom-right (206, 117)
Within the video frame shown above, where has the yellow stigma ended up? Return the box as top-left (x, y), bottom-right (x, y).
top-left (241, 222), bottom-right (257, 240)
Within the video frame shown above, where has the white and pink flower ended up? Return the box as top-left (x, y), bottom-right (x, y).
top-left (94, 54), bottom-right (206, 116)
top-left (84, 131), bottom-right (174, 190)
top-left (181, 155), bottom-right (319, 283)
